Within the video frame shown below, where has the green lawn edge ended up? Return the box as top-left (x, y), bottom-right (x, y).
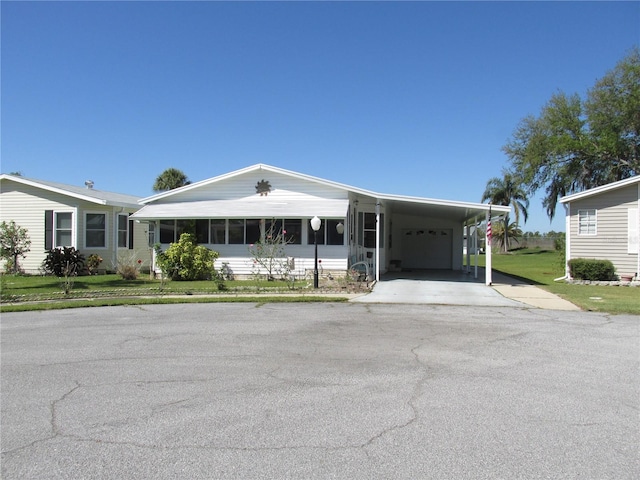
top-left (0, 295), bottom-right (350, 313)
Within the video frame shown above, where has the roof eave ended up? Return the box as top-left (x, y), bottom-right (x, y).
top-left (1, 174), bottom-right (109, 205)
top-left (559, 176), bottom-right (640, 203)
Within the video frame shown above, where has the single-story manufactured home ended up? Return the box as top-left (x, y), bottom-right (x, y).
top-left (559, 175), bottom-right (639, 280)
top-left (0, 174), bottom-right (152, 274)
top-left (131, 164), bottom-right (509, 283)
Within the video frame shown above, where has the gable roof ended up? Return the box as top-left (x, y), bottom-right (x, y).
top-left (135, 164), bottom-right (509, 223)
top-left (139, 163), bottom-right (376, 204)
top-left (559, 176), bottom-right (640, 203)
top-left (0, 174), bottom-right (141, 208)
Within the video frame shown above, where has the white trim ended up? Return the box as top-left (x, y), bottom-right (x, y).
top-left (629, 208), bottom-right (639, 255)
top-left (54, 210), bottom-right (76, 248)
top-left (485, 210), bottom-right (492, 286)
top-left (577, 209), bottom-right (597, 236)
top-left (375, 201), bottom-right (381, 282)
top-left (0, 174), bottom-right (139, 207)
top-left (559, 176), bottom-right (640, 203)
top-left (565, 203), bottom-right (571, 279)
top-left (116, 213), bottom-right (130, 249)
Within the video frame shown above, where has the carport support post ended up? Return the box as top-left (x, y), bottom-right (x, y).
top-left (485, 209), bottom-right (492, 286)
top-left (474, 217), bottom-right (478, 279)
top-left (375, 202), bottom-right (381, 282)
top-left (465, 221), bottom-right (471, 274)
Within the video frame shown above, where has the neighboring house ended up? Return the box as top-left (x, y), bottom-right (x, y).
top-left (559, 176), bottom-right (639, 280)
top-left (0, 174), bottom-right (151, 274)
top-left (132, 164), bottom-right (508, 281)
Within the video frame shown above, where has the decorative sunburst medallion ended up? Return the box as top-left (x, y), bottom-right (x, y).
top-left (255, 179), bottom-right (272, 196)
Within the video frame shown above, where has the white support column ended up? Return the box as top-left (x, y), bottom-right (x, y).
top-left (564, 202), bottom-right (571, 279)
top-left (465, 222), bottom-right (471, 273)
top-left (485, 209), bottom-right (493, 286)
top-left (375, 201), bottom-right (381, 282)
top-left (474, 217), bottom-right (478, 279)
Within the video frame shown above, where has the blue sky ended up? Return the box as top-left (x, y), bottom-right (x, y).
top-left (2, 1), bottom-right (638, 233)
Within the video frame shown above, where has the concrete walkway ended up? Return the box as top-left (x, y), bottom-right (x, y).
top-left (352, 269), bottom-right (580, 310)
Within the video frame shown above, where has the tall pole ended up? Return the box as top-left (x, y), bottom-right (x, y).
top-left (375, 202), bottom-right (380, 282)
top-left (486, 206), bottom-right (492, 286)
top-left (313, 229), bottom-right (319, 289)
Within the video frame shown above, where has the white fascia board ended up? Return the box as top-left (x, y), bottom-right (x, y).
top-left (0, 174), bottom-right (108, 205)
top-left (559, 176), bottom-right (640, 203)
top-left (379, 192), bottom-right (511, 212)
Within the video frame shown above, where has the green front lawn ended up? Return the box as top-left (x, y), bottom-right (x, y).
top-left (2, 250), bottom-right (639, 314)
top-left (469, 248), bottom-right (640, 315)
top-left (0, 274), bottom-right (349, 312)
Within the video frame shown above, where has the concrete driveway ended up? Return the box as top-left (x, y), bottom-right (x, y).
top-left (2, 303), bottom-right (638, 479)
top-left (352, 269), bottom-right (580, 310)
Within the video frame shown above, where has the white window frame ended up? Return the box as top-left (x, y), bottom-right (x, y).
top-left (578, 209), bottom-right (597, 236)
top-left (54, 211), bottom-right (75, 248)
top-left (117, 213), bottom-right (129, 249)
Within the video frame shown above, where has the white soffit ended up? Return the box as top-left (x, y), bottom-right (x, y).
top-left (130, 198), bottom-right (349, 219)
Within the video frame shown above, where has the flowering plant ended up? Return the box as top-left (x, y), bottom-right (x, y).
top-left (87, 254), bottom-right (103, 275)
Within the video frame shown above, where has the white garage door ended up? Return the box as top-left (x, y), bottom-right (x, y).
top-left (401, 229), bottom-right (453, 269)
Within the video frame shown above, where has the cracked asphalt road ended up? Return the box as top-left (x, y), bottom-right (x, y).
top-left (2, 303), bottom-right (639, 479)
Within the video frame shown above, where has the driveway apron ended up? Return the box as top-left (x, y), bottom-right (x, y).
top-left (352, 270), bottom-right (527, 307)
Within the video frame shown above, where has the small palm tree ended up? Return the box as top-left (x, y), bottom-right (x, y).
top-left (489, 221), bottom-right (523, 253)
top-left (153, 168), bottom-right (191, 192)
top-left (482, 172), bottom-right (529, 252)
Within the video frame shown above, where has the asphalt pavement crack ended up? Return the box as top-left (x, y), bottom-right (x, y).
top-left (360, 343), bottom-right (429, 452)
top-left (0, 381), bottom-right (82, 457)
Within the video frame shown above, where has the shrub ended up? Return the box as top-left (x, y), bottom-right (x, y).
top-left (0, 220), bottom-right (31, 274)
top-left (115, 251), bottom-right (143, 280)
top-left (568, 258), bottom-right (616, 281)
top-left (42, 247), bottom-right (85, 277)
top-left (154, 233), bottom-right (219, 281)
top-left (247, 221), bottom-right (294, 281)
top-left (87, 254), bottom-right (103, 275)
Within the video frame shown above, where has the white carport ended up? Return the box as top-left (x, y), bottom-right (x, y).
top-left (352, 192), bottom-right (510, 285)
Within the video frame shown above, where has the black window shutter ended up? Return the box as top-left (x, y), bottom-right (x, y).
top-left (129, 219), bottom-right (134, 249)
top-left (44, 210), bottom-right (53, 250)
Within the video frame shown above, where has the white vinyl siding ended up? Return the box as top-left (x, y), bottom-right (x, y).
top-left (578, 209), bottom-right (596, 235)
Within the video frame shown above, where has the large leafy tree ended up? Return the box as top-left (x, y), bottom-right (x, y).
top-left (153, 168), bottom-right (191, 192)
top-left (482, 172), bottom-right (529, 253)
top-left (503, 48), bottom-right (640, 219)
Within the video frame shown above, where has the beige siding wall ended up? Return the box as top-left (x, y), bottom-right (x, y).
top-left (569, 184), bottom-right (639, 276)
top-left (158, 169), bottom-right (348, 203)
top-left (0, 180), bottom-right (150, 274)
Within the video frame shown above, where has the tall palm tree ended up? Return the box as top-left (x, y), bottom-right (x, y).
top-left (153, 168), bottom-right (191, 192)
top-left (481, 172), bottom-right (529, 252)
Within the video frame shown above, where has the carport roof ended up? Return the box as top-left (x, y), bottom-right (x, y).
top-left (373, 193), bottom-right (510, 223)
